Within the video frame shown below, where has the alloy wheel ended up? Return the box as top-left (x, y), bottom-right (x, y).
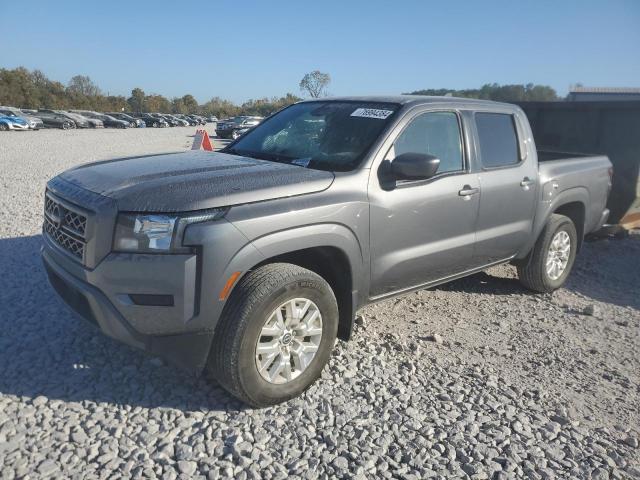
top-left (255, 298), bottom-right (323, 384)
top-left (546, 230), bottom-right (571, 280)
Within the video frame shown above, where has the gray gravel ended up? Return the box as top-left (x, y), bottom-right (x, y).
top-left (1, 128), bottom-right (639, 479)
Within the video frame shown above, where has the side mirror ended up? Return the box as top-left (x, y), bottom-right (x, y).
top-left (391, 153), bottom-right (440, 180)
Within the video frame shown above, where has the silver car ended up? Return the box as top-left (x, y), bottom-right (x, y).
top-left (0, 106), bottom-right (44, 130)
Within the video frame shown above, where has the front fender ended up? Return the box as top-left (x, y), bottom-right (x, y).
top-left (227, 223), bottom-right (366, 302)
top-left (185, 221), bottom-right (367, 334)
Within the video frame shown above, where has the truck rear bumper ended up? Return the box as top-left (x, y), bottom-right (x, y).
top-left (42, 247), bottom-right (213, 373)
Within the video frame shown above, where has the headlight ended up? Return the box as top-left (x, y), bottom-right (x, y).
top-left (113, 209), bottom-right (227, 253)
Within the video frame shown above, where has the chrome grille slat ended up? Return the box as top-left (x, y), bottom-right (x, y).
top-left (43, 192), bottom-right (89, 263)
top-left (44, 218), bottom-right (85, 259)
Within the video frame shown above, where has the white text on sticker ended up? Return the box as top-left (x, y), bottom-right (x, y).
top-left (350, 108), bottom-right (394, 119)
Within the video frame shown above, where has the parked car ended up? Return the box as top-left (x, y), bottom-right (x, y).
top-left (81, 114), bottom-right (104, 129)
top-left (206, 115), bottom-right (218, 123)
top-left (173, 114), bottom-right (198, 126)
top-left (71, 110), bottom-right (129, 129)
top-left (147, 113), bottom-right (174, 126)
top-left (38, 110), bottom-right (89, 129)
top-left (133, 113), bottom-right (169, 128)
top-left (0, 106), bottom-right (44, 129)
top-left (216, 116), bottom-right (263, 139)
top-left (64, 111), bottom-right (104, 129)
top-left (41, 96), bottom-right (612, 407)
top-left (189, 114), bottom-right (207, 125)
top-left (0, 114), bottom-right (30, 131)
top-left (34, 110), bottom-right (75, 129)
top-left (152, 113), bottom-right (179, 127)
top-left (107, 112), bottom-right (146, 128)
top-left (164, 114), bottom-right (189, 127)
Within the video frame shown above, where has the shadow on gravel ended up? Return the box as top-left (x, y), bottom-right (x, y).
top-left (0, 234), bottom-right (245, 413)
top-left (434, 239), bottom-right (640, 310)
top-left (437, 271), bottom-right (526, 296)
top-left (563, 238), bottom-right (640, 310)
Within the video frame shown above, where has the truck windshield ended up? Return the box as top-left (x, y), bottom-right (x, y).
top-left (224, 101), bottom-right (399, 172)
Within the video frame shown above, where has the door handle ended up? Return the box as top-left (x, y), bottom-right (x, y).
top-left (520, 177), bottom-right (535, 188)
top-left (458, 185), bottom-right (479, 197)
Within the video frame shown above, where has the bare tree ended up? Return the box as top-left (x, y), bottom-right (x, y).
top-left (299, 70), bottom-right (331, 98)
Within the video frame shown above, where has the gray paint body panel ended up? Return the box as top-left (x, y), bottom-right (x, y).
top-left (59, 150), bottom-right (334, 212)
top-left (41, 96), bottom-right (612, 373)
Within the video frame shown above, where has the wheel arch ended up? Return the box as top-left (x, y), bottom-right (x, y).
top-left (220, 224), bottom-right (367, 342)
top-left (521, 187), bottom-right (589, 258)
top-left (553, 201), bottom-right (586, 252)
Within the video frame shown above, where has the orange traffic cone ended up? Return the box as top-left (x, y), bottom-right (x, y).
top-left (191, 129), bottom-right (214, 151)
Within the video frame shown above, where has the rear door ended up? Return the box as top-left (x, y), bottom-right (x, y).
top-left (473, 111), bottom-right (537, 264)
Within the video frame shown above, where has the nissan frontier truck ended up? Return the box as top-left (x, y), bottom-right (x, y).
top-left (42, 96), bottom-right (612, 406)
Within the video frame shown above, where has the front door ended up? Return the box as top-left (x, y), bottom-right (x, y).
top-left (369, 110), bottom-right (480, 298)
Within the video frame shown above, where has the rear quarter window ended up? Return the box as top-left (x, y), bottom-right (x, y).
top-left (475, 113), bottom-right (519, 168)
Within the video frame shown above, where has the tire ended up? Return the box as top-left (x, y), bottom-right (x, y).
top-left (0, 123), bottom-right (8, 131)
top-left (62, 122), bottom-right (71, 130)
top-left (517, 214), bottom-right (578, 293)
top-left (208, 263), bottom-right (338, 407)
top-left (153, 121), bottom-right (159, 128)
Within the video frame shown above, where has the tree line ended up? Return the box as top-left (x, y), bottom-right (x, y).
top-left (0, 67), bottom-right (303, 118)
top-left (404, 83), bottom-right (559, 102)
top-left (1, 66), bottom-right (562, 120)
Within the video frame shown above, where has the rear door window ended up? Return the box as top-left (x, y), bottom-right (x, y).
top-left (475, 113), bottom-right (519, 168)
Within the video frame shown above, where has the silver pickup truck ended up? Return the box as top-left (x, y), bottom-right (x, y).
top-left (42, 96), bottom-right (612, 406)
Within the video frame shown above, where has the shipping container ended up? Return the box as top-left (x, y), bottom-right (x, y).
top-left (517, 101), bottom-right (640, 227)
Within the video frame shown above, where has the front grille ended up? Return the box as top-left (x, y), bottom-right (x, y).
top-left (43, 193), bottom-right (89, 262)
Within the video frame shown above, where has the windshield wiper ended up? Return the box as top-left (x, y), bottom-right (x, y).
top-left (221, 146), bottom-right (296, 164)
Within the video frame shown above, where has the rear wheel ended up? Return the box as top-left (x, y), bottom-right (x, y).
top-left (517, 214), bottom-right (578, 293)
top-left (208, 263), bottom-right (338, 407)
top-left (62, 122), bottom-right (71, 130)
top-left (0, 123), bottom-right (9, 131)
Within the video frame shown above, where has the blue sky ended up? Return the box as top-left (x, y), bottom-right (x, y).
top-left (1, 0), bottom-right (639, 103)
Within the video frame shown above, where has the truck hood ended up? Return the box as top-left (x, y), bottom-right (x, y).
top-left (57, 150), bottom-right (335, 212)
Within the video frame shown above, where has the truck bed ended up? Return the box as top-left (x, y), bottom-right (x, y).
top-left (536, 151), bottom-right (612, 234)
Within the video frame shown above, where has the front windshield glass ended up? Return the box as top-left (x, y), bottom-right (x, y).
top-left (226, 101), bottom-right (399, 172)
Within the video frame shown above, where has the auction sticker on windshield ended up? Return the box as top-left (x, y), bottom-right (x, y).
top-left (350, 108), bottom-right (394, 119)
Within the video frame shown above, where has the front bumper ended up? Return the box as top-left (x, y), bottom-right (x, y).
top-left (41, 242), bottom-right (214, 373)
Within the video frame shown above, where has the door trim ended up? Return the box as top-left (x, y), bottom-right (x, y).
top-left (368, 255), bottom-right (516, 302)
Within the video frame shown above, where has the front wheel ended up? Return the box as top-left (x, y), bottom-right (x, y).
top-left (208, 263), bottom-right (338, 407)
top-left (517, 214), bottom-right (578, 293)
top-left (0, 123), bottom-right (8, 131)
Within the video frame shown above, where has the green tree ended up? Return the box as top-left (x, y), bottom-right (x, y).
top-left (67, 75), bottom-right (101, 97)
top-left (405, 83), bottom-right (558, 102)
top-left (299, 70), bottom-right (331, 98)
top-left (144, 94), bottom-right (171, 113)
top-left (127, 88), bottom-right (146, 113)
top-left (181, 94), bottom-right (199, 113)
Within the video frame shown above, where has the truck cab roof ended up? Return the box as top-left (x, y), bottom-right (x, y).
top-left (309, 95), bottom-right (517, 110)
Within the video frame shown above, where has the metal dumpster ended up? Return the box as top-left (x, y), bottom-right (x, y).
top-left (517, 101), bottom-right (640, 227)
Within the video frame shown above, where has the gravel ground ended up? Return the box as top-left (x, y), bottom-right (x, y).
top-left (0, 128), bottom-right (639, 479)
